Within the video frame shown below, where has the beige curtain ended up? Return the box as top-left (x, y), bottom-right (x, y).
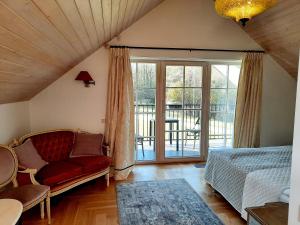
top-left (104, 47), bottom-right (135, 180)
top-left (233, 52), bottom-right (263, 148)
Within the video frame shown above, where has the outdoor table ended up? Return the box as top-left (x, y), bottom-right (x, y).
top-left (149, 118), bottom-right (179, 151)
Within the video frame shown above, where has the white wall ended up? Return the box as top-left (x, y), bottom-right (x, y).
top-left (289, 52), bottom-right (300, 225)
top-left (30, 0), bottom-right (296, 146)
top-left (30, 49), bottom-right (109, 133)
top-left (0, 101), bottom-right (30, 144)
top-left (261, 55), bottom-right (296, 146)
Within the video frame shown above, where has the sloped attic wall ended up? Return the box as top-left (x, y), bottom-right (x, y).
top-left (30, 0), bottom-right (296, 146)
top-left (0, 101), bottom-right (30, 144)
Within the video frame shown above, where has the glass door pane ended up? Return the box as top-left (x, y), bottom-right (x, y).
top-left (164, 64), bottom-right (203, 159)
top-left (132, 62), bottom-right (157, 161)
top-left (209, 64), bottom-right (240, 149)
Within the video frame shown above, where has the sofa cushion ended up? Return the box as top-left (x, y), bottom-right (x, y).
top-left (14, 139), bottom-right (48, 171)
top-left (28, 131), bottom-right (75, 162)
top-left (70, 133), bottom-right (104, 157)
top-left (36, 161), bottom-right (82, 186)
top-left (66, 156), bottom-right (111, 174)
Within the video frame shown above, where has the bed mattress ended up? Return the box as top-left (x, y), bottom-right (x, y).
top-left (241, 166), bottom-right (291, 219)
top-left (204, 146), bottom-right (292, 213)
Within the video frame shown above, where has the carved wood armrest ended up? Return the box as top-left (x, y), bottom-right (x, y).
top-left (18, 168), bottom-right (40, 185)
top-left (8, 138), bottom-right (19, 148)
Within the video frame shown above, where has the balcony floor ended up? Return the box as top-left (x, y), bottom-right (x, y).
top-left (135, 140), bottom-right (199, 161)
top-left (135, 139), bottom-right (230, 161)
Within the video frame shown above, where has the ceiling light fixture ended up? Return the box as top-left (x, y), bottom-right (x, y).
top-left (215, 0), bottom-right (277, 26)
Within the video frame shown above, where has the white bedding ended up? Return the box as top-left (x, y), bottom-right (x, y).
top-left (241, 166), bottom-right (291, 219)
top-left (205, 146), bottom-right (292, 213)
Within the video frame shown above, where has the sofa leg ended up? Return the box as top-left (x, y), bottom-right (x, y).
top-left (106, 173), bottom-right (110, 187)
top-left (40, 201), bottom-right (45, 219)
top-left (46, 193), bottom-right (51, 224)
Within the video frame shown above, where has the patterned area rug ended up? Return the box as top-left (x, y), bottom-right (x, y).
top-left (116, 179), bottom-right (224, 225)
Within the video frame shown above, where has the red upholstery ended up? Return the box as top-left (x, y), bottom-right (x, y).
top-left (16, 172), bottom-right (32, 186)
top-left (25, 131), bottom-right (75, 162)
top-left (16, 130), bottom-right (111, 193)
top-left (36, 161), bottom-right (82, 187)
top-left (66, 156), bottom-right (111, 173)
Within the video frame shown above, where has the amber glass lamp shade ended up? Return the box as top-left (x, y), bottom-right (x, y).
top-left (75, 71), bottom-right (95, 87)
top-left (215, 0), bottom-right (277, 26)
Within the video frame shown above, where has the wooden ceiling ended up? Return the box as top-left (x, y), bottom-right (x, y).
top-left (0, 0), bottom-right (299, 104)
top-left (243, 0), bottom-right (300, 78)
top-left (0, 0), bottom-right (163, 104)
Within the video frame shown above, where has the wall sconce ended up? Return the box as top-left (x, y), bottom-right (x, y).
top-left (75, 71), bottom-right (95, 87)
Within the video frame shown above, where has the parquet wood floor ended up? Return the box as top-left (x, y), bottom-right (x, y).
top-left (22, 163), bottom-right (246, 225)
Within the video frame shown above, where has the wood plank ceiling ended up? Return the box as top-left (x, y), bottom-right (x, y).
top-left (243, 0), bottom-right (300, 78)
top-left (0, 0), bottom-right (299, 104)
top-left (0, 0), bottom-right (164, 104)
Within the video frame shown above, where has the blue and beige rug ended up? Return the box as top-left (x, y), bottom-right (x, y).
top-left (116, 179), bottom-right (224, 225)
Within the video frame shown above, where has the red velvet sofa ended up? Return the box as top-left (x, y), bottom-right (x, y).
top-left (14, 129), bottom-right (111, 197)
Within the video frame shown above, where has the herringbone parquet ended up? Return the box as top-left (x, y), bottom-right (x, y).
top-left (22, 163), bottom-right (246, 225)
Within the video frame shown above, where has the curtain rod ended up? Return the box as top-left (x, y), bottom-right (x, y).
top-left (109, 45), bottom-right (265, 53)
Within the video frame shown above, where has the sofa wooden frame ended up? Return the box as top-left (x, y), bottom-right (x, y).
top-left (12, 129), bottom-right (110, 198)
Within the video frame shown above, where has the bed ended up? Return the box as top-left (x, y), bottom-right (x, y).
top-left (241, 166), bottom-right (291, 219)
top-left (204, 146), bottom-right (292, 219)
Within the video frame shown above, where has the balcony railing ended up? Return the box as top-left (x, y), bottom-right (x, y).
top-left (134, 104), bottom-right (234, 145)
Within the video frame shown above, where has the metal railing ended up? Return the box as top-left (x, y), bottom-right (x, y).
top-left (134, 104), bottom-right (234, 144)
